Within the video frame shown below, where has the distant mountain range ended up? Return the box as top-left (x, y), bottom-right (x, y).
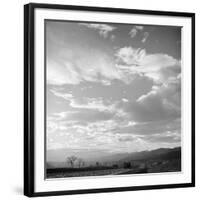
top-left (47, 147), bottom-right (181, 169)
top-left (119, 147), bottom-right (181, 162)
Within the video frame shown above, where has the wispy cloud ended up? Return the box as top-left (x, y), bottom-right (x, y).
top-left (129, 28), bottom-right (137, 38)
top-left (47, 59), bottom-right (81, 85)
top-left (47, 48), bottom-right (122, 85)
top-left (79, 23), bottom-right (116, 38)
top-left (46, 21), bottom-right (181, 154)
top-left (129, 25), bottom-right (144, 38)
top-left (135, 26), bottom-right (144, 30)
top-left (50, 89), bottom-right (117, 113)
top-left (142, 32), bottom-right (149, 43)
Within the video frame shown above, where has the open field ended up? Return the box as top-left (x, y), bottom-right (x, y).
top-left (47, 168), bottom-right (132, 178)
top-left (46, 158), bottom-right (181, 178)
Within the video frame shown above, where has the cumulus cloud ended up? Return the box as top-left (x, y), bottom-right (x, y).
top-left (46, 21), bottom-right (181, 154)
top-left (114, 71), bottom-right (181, 124)
top-left (115, 47), bottom-right (146, 65)
top-left (124, 97), bottom-right (179, 123)
top-left (115, 46), bottom-right (181, 83)
top-left (122, 79), bottom-right (181, 123)
top-left (79, 23), bottom-right (116, 38)
top-left (116, 47), bottom-right (179, 67)
top-left (137, 75), bottom-right (181, 108)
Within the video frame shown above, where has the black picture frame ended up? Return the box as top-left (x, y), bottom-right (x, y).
top-left (24, 3), bottom-right (195, 197)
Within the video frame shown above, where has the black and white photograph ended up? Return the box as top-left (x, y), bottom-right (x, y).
top-left (23, 3), bottom-right (195, 197)
top-left (46, 20), bottom-right (182, 179)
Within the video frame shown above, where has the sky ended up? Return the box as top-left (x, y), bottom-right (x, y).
top-left (46, 20), bottom-right (181, 162)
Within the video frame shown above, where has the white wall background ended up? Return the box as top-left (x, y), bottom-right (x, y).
top-left (0, 0), bottom-right (199, 199)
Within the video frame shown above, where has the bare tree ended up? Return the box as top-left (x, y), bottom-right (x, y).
top-left (66, 156), bottom-right (77, 168)
top-left (77, 158), bottom-right (85, 168)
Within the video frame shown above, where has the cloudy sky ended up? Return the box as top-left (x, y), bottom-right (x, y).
top-left (46, 20), bottom-right (181, 162)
